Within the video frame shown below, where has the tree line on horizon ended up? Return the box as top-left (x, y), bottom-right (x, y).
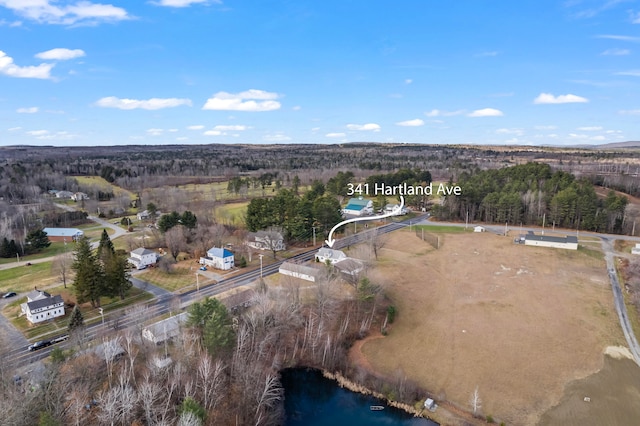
top-left (434, 162), bottom-right (630, 234)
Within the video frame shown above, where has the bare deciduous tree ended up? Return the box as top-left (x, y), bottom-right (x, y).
top-left (52, 250), bottom-right (73, 288)
top-left (165, 226), bottom-right (186, 261)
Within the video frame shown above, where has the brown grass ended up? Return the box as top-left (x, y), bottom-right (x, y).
top-left (360, 230), bottom-right (623, 425)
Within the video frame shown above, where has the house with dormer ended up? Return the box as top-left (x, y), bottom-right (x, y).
top-left (21, 289), bottom-right (65, 324)
top-left (315, 247), bottom-right (347, 264)
top-left (128, 247), bottom-right (158, 270)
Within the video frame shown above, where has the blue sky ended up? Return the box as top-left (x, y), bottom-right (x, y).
top-left (1, 0), bottom-right (639, 146)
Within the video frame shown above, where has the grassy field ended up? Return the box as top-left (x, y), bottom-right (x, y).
top-left (72, 175), bottom-right (136, 198)
top-left (0, 261), bottom-right (59, 293)
top-left (360, 231), bottom-right (623, 425)
top-left (412, 224), bottom-right (470, 233)
top-left (0, 242), bottom-right (68, 265)
top-left (615, 239), bottom-right (637, 254)
top-left (215, 201), bottom-right (248, 227)
top-left (137, 265), bottom-right (210, 292)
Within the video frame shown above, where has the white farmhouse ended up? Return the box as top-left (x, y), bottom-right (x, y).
top-left (315, 247), bottom-right (347, 264)
top-left (20, 289), bottom-right (65, 324)
top-left (128, 247), bottom-right (158, 270)
top-left (200, 247), bottom-right (235, 270)
top-left (248, 230), bottom-right (286, 252)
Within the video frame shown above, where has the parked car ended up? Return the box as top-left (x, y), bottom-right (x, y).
top-left (28, 340), bottom-right (51, 352)
top-left (199, 266), bottom-right (207, 271)
top-left (2, 292), bottom-right (17, 299)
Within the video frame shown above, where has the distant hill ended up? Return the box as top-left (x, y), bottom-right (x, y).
top-left (590, 141), bottom-right (640, 149)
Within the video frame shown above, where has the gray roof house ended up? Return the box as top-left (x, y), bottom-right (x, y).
top-left (315, 248), bottom-right (347, 264)
top-left (21, 289), bottom-right (65, 324)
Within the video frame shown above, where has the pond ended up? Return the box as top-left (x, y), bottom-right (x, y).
top-left (281, 368), bottom-right (438, 426)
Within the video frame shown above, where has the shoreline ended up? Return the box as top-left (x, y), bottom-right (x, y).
top-left (344, 332), bottom-right (485, 426)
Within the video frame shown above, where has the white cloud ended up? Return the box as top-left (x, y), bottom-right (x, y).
top-left (146, 128), bottom-right (164, 136)
top-left (496, 128), bottom-right (523, 135)
top-left (0, 50), bottom-right (53, 79)
top-left (202, 89), bottom-right (281, 112)
top-left (474, 51), bottom-right (499, 57)
top-left (176, 136), bottom-right (188, 141)
top-left (17, 106), bottom-right (39, 113)
top-left (630, 11), bottom-right (640, 24)
top-left (346, 123), bottom-right (381, 132)
top-left (396, 119), bottom-right (424, 127)
top-left (577, 126), bottom-right (603, 131)
top-left (187, 125), bottom-right (204, 130)
top-left (213, 125), bottom-right (248, 131)
top-left (35, 48), bottom-right (85, 60)
top-left (615, 70), bottom-right (640, 77)
top-left (533, 93), bottom-right (589, 104)
top-left (424, 109), bottom-right (465, 117)
top-left (263, 132), bottom-right (291, 142)
top-left (325, 132), bottom-right (346, 138)
top-left (95, 96), bottom-right (192, 110)
top-left (26, 130), bottom-right (49, 136)
top-left (602, 48), bottom-right (630, 56)
top-left (591, 135), bottom-right (606, 141)
top-left (404, 78), bottom-right (413, 84)
top-left (467, 108), bottom-right (503, 117)
top-left (619, 109), bottom-right (640, 115)
top-left (311, 127), bottom-right (320, 132)
top-left (595, 34), bottom-right (640, 43)
top-left (154, 0), bottom-right (219, 7)
top-left (0, 0), bottom-right (130, 25)
top-left (168, 128), bottom-right (178, 132)
top-left (8, 126), bottom-right (21, 131)
top-left (203, 130), bottom-right (222, 136)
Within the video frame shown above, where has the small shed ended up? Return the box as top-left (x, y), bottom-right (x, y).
top-left (424, 398), bottom-right (437, 411)
top-left (473, 226), bottom-right (486, 233)
top-left (632, 243), bottom-right (640, 255)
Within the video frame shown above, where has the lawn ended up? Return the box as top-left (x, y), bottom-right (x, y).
top-left (0, 261), bottom-right (58, 293)
top-left (412, 224), bottom-right (470, 233)
top-left (76, 223), bottom-right (116, 240)
top-left (4, 285), bottom-right (153, 340)
top-left (72, 175), bottom-right (136, 198)
top-left (0, 242), bottom-right (68, 265)
top-left (137, 266), bottom-right (213, 292)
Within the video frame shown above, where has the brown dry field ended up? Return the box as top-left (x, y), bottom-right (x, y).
top-left (361, 230), bottom-right (625, 425)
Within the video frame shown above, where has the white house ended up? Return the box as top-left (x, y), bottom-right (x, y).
top-left (342, 197), bottom-right (374, 216)
top-left (128, 247), bottom-right (158, 270)
top-left (632, 243), bottom-right (640, 255)
top-left (279, 262), bottom-right (322, 282)
top-left (384, 203), bottom-right (408, 215)
top-left (248, 230), bottom-right (286, 252)
top-left (54, 190), bottom-right (74, 199)
top-left (524, 234), bottom-right (578, 250)
top-left (142, 312), bottom-right (188, 344)
top-left (20, 289), bottom-right (65, 324)
top-left (137, 210), bottom-right (150, 220)
top-left (71, 192), bottom-right (89, 201)
top-left (200, 247), bottom-right (235, 270)
top-left (315, 247), bottom-right (347, 264)
top-left (474, 226), bottom-right (486, 233)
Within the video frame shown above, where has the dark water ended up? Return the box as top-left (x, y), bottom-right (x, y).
top-left (281, 368), bottom-right (438, 426)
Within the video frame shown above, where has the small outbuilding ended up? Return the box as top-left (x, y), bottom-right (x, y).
top-left (524, 234), bottom-right (578, 250)
top-left (473, 226), bottom-right (486, 233)
top-left (632, 243), bottom-right (640, 255)
top-left (279, 262), bottom-right (322, 283)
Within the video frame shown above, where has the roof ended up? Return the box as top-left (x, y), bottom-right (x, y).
top-left (42, 227), bottom-right (84, 237)
top-left (346, 197), bottom-right (371, 207)
top-left (251, 230), bottom-right (284, 240)
top-left (524, 234), bottom-right (578, 244)
top-left (207, 247), bottom-right (234, 258)
top-left (131, 247), bottom-right (156, 256)
top-left (26, 294), bottom-right (63, 311)
top-left (279, 261), bottom-right (322, 277)
top-left (144, 312), bottom-right (188, 338)
top-left (317, 247), bottom-right (346, 260)
top-left (26, 289), bottom-right (51, 302)
top-left (334, 258), bottom-right (364, 273)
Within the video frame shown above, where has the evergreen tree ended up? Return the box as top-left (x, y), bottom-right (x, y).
top-left (181, 210), bottom-right (197, 229)
top-left (97, 229), bottom-right (115, 262)
top-left (67, 305), bottom-right (84, 333)
top-left (187, 297), bottom-right (235, 356)
top-left (25, 228), bottom-right (51, 253)
top-left (71, 237), bottom-right (104, 307)
top-left (103, 251), bottom-right (132, 300)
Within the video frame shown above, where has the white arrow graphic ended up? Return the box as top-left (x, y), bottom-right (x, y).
top-left (325, 195), bottom-right (405, 248)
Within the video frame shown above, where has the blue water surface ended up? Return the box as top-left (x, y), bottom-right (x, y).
top-left (282, 368), bottom-right (438, 426)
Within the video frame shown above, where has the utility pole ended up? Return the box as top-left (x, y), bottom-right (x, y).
top-left (312, 226), bottom-right (316, 246)
top-left (542, 213), bottom-right (546, 235)
top-left (99, 307), bottom-right (104, 325)
top-left (196, 272), bottom-right (199, 292)
top-left (259, 254), bottom-right (264, 279)
top-left (465, 210), bottom-right (469, 230)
